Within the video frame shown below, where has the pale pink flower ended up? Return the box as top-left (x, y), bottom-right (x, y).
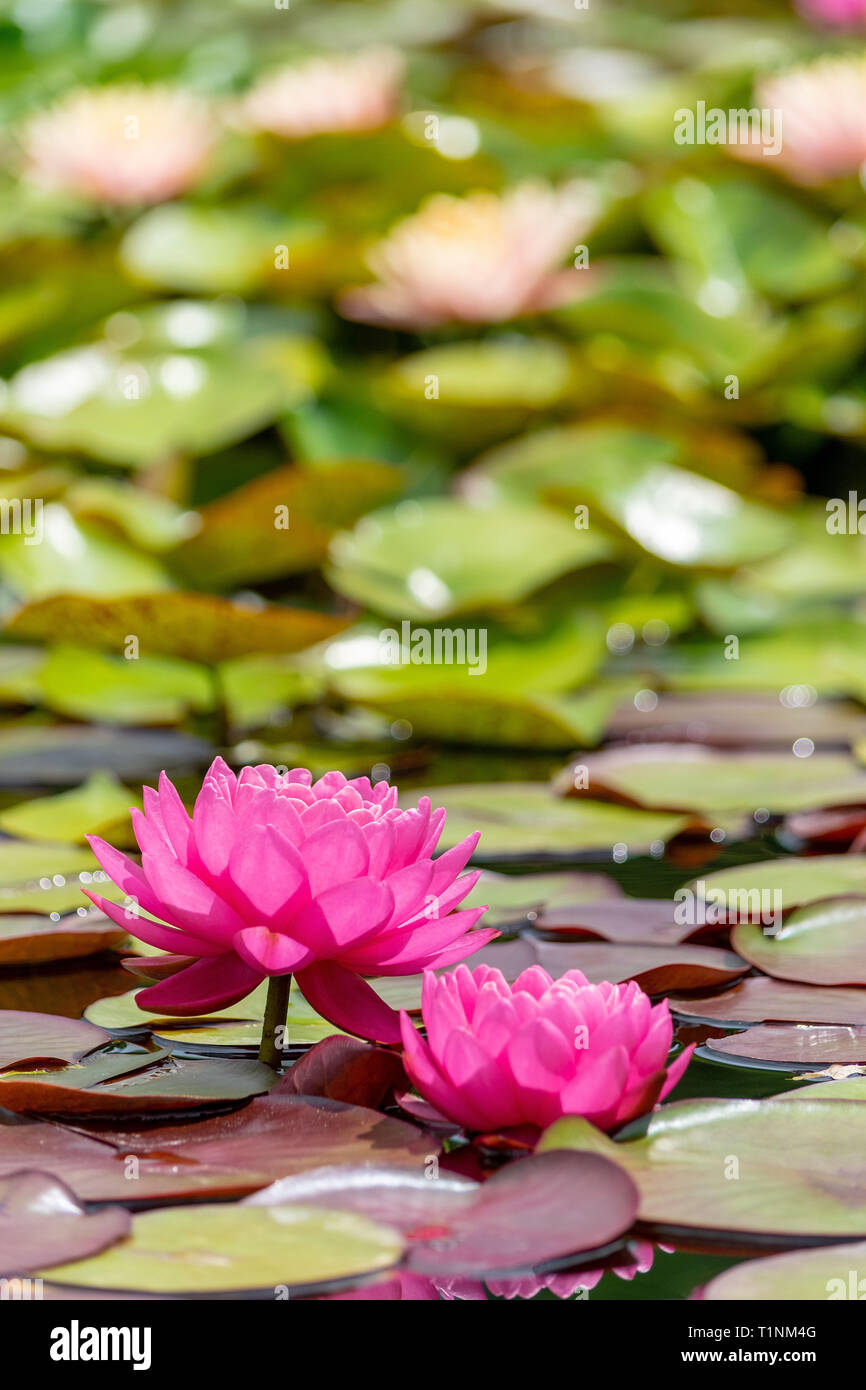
top-left (20, 84), bottom-right (217, 207)
top-left (729, 56), bottom-right (866, 183)
top-left (338, 181), bottom-right (597, 329)
top-left (238, 49), bottom-right (404, 140)
top-left (85, 759), bottom-right (495, 1044)
top-left (400, 963), bottom-right (693, 1134)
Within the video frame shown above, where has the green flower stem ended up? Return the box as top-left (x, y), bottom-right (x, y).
top-left (259, 973), bottom-right (292, 1070)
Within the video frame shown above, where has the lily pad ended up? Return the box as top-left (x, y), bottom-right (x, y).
top-left (284, 1037), bottom-right (407, 1109)
top-left (539, 1098), bottom-right (866, 1243)
top-left (699, 1241), bottom-right (866, 1301)
top-left (0, 504), bottom-right (170, 601)
top-left (0, 725), bottom-right (211, 787)
top-left (669, 976), bottom-right (866, 1027)
top-left (7, 591), bottom-right (350, 664)
top-left (86, 983), bottom-right (345, 1050)
top-left (0, 1010), bottom-right (109, 1069)
top-left (173, 461), bottom-right (402, 589)
top-left (41, 1203), bottom-right (404, 1297)
top-left (0, 1049), bottom-right (275, 1116)
top-left (557, 745), bottom-right (866, 816)
top-left (27, 647), bottom-right (214, 726)
top-left (530, 940), bottom-right (748, 992)
top-left (705, 1025), bottom-right (866, 1070)
top-left (0, 1172), bottom-right (130, 1280)
top-left (0, 773), bottom-right (138, 844)
top-left (606, 693), bottom-right (866, 750)
top-left (732, 897), bottom-right (866, 986)
top-left (685, 856), bottom-right (866, 915)
top-left (0, 1095), bottom-right (432, 1203)
top-left (534, 898), bottom-right (720, 945)
top-left (419, 783), bottom-right (692, 862)
top-left (463, 870), bottom-right (622, 931)
top-left (246, 1150), bottom-right (639, 1278)
top-left (0, 340), bottom-right (306, 468)
top-left (0, 911), bottom-right (124, 966)
top-left (327, 499), bottom-right (610, 619)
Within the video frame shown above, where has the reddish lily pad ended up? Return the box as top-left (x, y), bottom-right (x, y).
top-left (284, 1038), bottom-right (407, 1109)
top-left (533, 898), bottom-right (721, 945)
top-left (783, 807), bottom-right (866, 848)
top-left (733, 897), bottom-right (866, 986)
top-left (557, 745), bottom-right (866, 816)
top-left (0, 1172), bottom-right (130, 1279)
top-left (0, 1011), bottom-right (110, 1070)
top-left (699, 1241), bottom-right (866, 1300)
top-left (669, 976), bottom-right (866, 1027)
top-left (540, 1098), bottom-right (866, 1244)
top-left (706, 1025), bottom-right (866, 1069)
top-left (0, 1096), bottom-right (431, 1203)
top-left (463, 869), bottom-right (622, 930)
top-left (531, 940), bottom-right (748, 992)
top-left (607, 694), bottom-right (866, 750)
top-left (245, 1150), bottom-right (639, 1277)
top-left (0, 911), bottom-right (125, 966)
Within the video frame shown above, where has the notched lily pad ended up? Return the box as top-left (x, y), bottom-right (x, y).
top-left (732, 896), bottom-right (866, 986)
top-left (705, 1025), bottom-right (866, 1070)
top-left (540, 1098), bottom-right (866, 1244)
top-left (245, 1150), bottom-right (638, 1278)
top-left (0, 1010), bottom-right (109, 1069)
top-left (669, 976), bottom-right (866, 1027)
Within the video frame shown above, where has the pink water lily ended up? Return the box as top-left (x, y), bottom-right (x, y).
top-left (400, 963), bottom-right (693, 1134)
top-left (85, 759), bottom-right (495, 1044)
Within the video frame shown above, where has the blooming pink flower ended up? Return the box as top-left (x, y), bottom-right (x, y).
top-left (85, 759), bottom-right (495, 1043)
top-left (400, 964), bottom-right (693, 1134)
top-left (728, 57), bottom-right (866, 183)
top-left (338, 181), bottom-right (597, 329)
top-left (238, 48), bottom-right (404, 139)
top-left (795, 0), bottom-right (866, 25)
top-left (20, 84), bottom-right (216, 207)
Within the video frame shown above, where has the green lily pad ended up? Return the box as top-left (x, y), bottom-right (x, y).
top-left (0, 504), bottom-right (170, 601)
top-left (419, 783), bottom-right (692, 862)
top-left (686, 857), bottom-right (866, 916)
top-left (700, 1241), bottom-right (866, 1301)
top-left (23, 647), bottom-right (214, 726)
top-left (558, 746), bottom-right (866, 815)
top-left (539, 1098), bottom-right (866, 1243)
top-left (121, 204), bottom-right (323, 295)
top-left (644, 176), bottom-right (850, 301)
top-left (7, 591), bottom-right (350, 664)
top-left (732, 897), bottom-right (866, 986)
top-left (773, 1077), bottom-right (866, 1102)
top-left (327, 499), bottom-right (610, 619)
top-left (0, 773), bottom-right (137, 844)
top-left (606, 693), bottom-right (866, 749)
top-left (462, 869), bottom-right (621, 930)
top-left (0, 338), bottom-right (308, 468)
top-left (380, 339), bottom-right (581, 444)
top-left (0, 840), bottom-right (96, 886)
top-left (65, 477), bottom-right (199, 553)
top-left (40, 1203), bottom-right (404, 1296)
top-left (86, 983), bottom-right (346, 1051)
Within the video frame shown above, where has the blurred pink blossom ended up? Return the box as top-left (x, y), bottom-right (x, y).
top-left (729, 56), bottom-right (866, 183)
top-left (238, 49), bottom-right (404, 139)
top-left (21, 84), bottom-right (217, 206)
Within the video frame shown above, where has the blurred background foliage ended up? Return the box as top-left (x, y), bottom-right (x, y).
top-left (0, 0), bottom-right (863, 806)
